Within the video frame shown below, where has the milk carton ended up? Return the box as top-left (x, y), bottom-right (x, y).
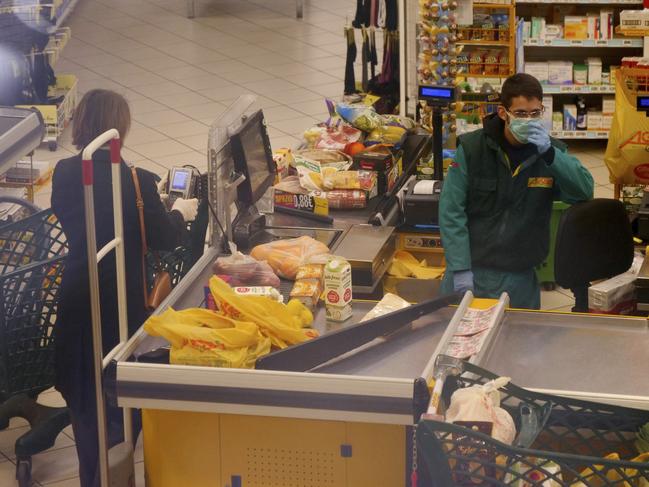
top-left (324, 258), bottom-right (352, 321)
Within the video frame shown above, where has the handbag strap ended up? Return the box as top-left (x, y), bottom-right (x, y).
top-left (130, 167), bottom-right (149, 306)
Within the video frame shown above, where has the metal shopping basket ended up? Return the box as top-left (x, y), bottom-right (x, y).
top-left (416, 357), bottom-right (649, 486)
top-left (0, 255), bottom-right (70, 487)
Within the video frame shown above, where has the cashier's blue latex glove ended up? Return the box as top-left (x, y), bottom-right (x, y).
top-left (453, 270), bottom-right (474, 294)
top-left (527, 121), bottom-right (551, 155)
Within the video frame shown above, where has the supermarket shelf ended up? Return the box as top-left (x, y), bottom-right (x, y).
top-left (523, 38), bottom-right (642, 47)
top-left (517, 0), bottom-right (640, 3)
top-left (542, 84), bottom-right (615, 94)
top-left (461, 73), bottom-right (510, 78)
top-left (459, 40), bottom-right (511, 46)
top-left (473, 2), bottom-right (514, 7)
top-left (550, 130), bottom-right (610, 139)
top-left (616, 27), bottom-right (649, 37)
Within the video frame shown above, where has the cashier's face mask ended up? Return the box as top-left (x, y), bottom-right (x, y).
top-left (507, 115), bottom-right (543, 144)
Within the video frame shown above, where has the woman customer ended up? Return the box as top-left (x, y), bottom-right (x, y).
top-left (52, 89), bottom-right (198, 487)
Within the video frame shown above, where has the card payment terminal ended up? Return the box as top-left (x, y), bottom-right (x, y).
top-left (168, 167), bottom-right (196, 207)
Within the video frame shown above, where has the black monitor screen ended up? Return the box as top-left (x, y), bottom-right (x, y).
top-left (231, 110), bottom-right (275, 205)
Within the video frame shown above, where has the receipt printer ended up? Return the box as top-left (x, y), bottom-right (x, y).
top-left (403, 179), bottom-right (443, 226)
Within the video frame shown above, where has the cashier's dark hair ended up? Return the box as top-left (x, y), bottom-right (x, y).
top-left (72, 89), bottom-right (131, 149)
top-left (500, 73), bottom-right (543, 109)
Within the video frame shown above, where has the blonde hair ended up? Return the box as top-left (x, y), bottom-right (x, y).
top-left (73, 89), bottom-right (131, 149)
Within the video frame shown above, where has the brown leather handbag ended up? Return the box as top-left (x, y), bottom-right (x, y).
top-left (131, 167), bottom-right (172, 311)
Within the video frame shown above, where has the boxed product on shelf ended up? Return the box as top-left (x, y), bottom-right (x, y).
top-left (543, 24), bottom-right (563, 40)
top-left (602, 96), bottom-right (615, 115)
top-left (564, 16), bottom-right (588, 40)
top-left (563, 104), bottom-right (577, 130)
top-left (524, 62), bottom-right (549, 83)
top-left (542, 96), bottom-right (553, 131)
top-left (552, 112), bottom-right (563, 132)
top-left (548, 61), bottom-right (573, 85)
top-left (523, 21), bottom-right (531, 39)
top-left (587, 110), bottom-right (603, 130)
top-left (600, 10), bottom-right (614, 39)
top-left (602, 70), bottom-right (611, 85)
top-left (586, 58), bottom-right (602, 84)
top-left (573, 64), bottom-right (587, 85)
top-left (531, 17), bottom-right (546, 39)
top-left (620, 9), bottom-right (649, 32)
top-left (587, 14), bottom-right (599, 40)
top-left (602, 114), bottom-right (613, 130)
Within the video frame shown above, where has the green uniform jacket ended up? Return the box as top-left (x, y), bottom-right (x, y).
top-left (439, 114), bottom-right (594, 308)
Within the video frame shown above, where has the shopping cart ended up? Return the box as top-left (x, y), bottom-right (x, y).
top-left (416, 357), bottom-right (649, 486)
top-left (0, 255), bottom-right (70, 487)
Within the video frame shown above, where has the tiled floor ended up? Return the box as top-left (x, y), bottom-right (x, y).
top-left (3, 0), bottom-right (619, 484)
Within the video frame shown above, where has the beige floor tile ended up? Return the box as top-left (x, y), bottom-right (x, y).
top-left (594, 184), bottom-right (615, 199)
top-left (175, 134), bottom-right (208, 152)
top-left (0, 460), bottom-right (17, 486)
top-left (36, 390), bottom-right (67, 408)
top-left (266, 87), bottom-right (322, 104)
top-left (589, 165), bottom-right (613, 186)
top-left (270, 115), bottom-right (319, 136)
top-left (131, 81), bottom-right (189, 98)
top-left (125, 127), bottom-right (169, 146)
top-left (175, 102), bottom-right (228, 121)
top-left (161, 65), bottom-right (211, 81)
top-left (197, 85), bottom-right (252, 102)
top-left (152, 151), bottom-right (207, 170)
top-left (132, 159), bottom-right (169, 177)
top-left (31, 445), bottom-right (80, 485)
top-left (129, 140), bottom-right (195, 159)
top-left (42, 477), bottom-right (81, 486)
top-left (243, 78), bottom-right (301, 94)
top-left (128, 98), bottom-right (169, 116)
top-left (261, 105), bottom-right (307, 123)
top-left (291, 98), bottom-right (332, 116)
top-left (133, 109), bottom-right (193, 127)
top-left (155, 120), bottom-right (209, 138)
top-left (158, 91), bottom-right (214, 110)
top-left (179, 74), bottom-right (232, 91)
top-left (271, 134), bottom-right (302, 150)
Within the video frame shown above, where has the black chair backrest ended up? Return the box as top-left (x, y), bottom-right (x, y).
top-left (554, 198), bottom-right (634, 290)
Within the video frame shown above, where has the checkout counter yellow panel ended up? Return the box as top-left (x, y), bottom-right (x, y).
top-left (142, 410), bottom-right (405, 487)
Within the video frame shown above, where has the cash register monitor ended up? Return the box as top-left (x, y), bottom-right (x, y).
top-left (230, 109), bottom-right (275, 207)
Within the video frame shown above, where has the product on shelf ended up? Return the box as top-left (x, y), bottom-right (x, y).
top-left (620, 9), bottom-right (649, 32)
top-left (586, 58), bottom-right (602, 84)
top-left (602, 95), bottom-right (615, 115)
top-left (552, 112), bottom-right (563, 132)
top-left (549, 61), bottom-right (573, 85)
top-left (573, 64), bottom-right (587, 85)
top-left (575, 96), bottom-right (587, 130)
top-left (524, 62), bottom-right (549, 83)
top-left (523, 9), bottom-right (614, 41)
top-left (563, 104), bottom-right (577, 130)
top-left (564, 16), bottom-right (588, 40)
top-left (587, 110), bottom-right (603, 130)
top-left (542, 96), bottom-right (553, 131)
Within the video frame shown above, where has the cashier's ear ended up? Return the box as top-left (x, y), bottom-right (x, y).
top-left (497, 105), bottom-right (508, 122)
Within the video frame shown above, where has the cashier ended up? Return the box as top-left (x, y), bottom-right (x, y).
top-left (439, 73), bottom-right (594, 309)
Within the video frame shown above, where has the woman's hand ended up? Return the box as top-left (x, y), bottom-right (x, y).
top-left (171, 198), bottom-right (199, 222)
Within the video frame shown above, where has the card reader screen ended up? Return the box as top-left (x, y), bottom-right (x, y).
top-left (639, 96), bottom-right (649, 109)
top-left (171, 169), bottom-right (190, 191)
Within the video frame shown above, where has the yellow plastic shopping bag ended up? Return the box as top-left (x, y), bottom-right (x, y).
top-left (209, 276), bottom-right (319, 348)
top-left (143, 307), bottom-right (271, 368)
top-left (388, 250), bottom-right (444, 279)
top-left (604, 69), bottom-right (649, 184)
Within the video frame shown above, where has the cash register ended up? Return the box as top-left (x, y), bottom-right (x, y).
top-left (402, 85), bottom-right (455, 228)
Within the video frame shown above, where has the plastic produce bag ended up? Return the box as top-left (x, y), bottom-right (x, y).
top-left (212, 251), bottom-right (280, 288)
top-left (604, 70), bottom-right (649, 184)
top-left (250, 236), bottom-right (330, 280)
top-left (304, 123), bottom-right (362, 151)
top-left (143, 307), bottom-right (271, 368)
top-left (209, 276), bottom-right (318, 348)
top-left (445, 377), bottom-right (516, 445)
top-left (335, 103), bottom-right (385, 132)
top-left (295, 149), bottom-right (352, 171)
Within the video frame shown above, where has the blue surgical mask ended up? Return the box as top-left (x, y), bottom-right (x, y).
top-left (508, 116), bottom-right (542, 144)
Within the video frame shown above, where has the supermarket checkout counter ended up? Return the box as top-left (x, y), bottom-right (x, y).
top-left (110, 98), bottom-right (649, 486)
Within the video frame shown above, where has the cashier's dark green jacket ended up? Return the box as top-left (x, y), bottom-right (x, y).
top-left (439, 113), bottom-right (594, 307)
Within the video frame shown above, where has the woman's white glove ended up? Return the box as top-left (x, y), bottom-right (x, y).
top-left (171, 198), bottom-right (198, 222)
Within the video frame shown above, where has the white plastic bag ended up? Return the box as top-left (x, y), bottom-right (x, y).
top-left (445, 377), bottom-right (516, 445)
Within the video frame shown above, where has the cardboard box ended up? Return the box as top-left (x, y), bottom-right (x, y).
top-left (353, 146), bottom-right (396, 193)
top-left (548, 61), bottom-right (573, 85)
top-left (564, 16), bottom-right (588, 40)
top-left (563, 104), bottom-right (577, 130)
top-left (587, 110), bottom-right (602, 130)
top-left (573, 64), bottom-right (587, 85)
top-left (602, 96), bottom-right (615, 115)
top-left (524, 62), bottom-right (549, 83)
top-left (587, 14), bottom-right (599, 39)
top-left (552, 112), bottom-right (563, 132)
top-left (586, 57), bottom-right (602, 84)
top-left (588, 272), bottom-right (636, 314)
top-left (531, 17), bottom-right (546, 39)
top-left (542, 96), bottom-right (553, 132)
top-left (544, 24), bottom-right (563, 40)
top-left (600, 10), bottom-right (613, 39)
top-left (602, 114), bottom-right (613, 130)
top-left (620, 10), bottom-right (649, 31)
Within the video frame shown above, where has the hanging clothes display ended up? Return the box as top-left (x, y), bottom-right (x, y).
top-left (344, 26), bottom-right (358, 95)
top-left (352, 0), bottom-right (371, 28)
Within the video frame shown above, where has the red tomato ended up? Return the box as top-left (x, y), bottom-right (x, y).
top-left (344, 142), bottom-right (365, 156)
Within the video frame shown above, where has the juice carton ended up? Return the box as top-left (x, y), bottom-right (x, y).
top-left (324, 258), bottom-right (352, 322)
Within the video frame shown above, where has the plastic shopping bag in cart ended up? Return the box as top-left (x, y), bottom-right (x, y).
top-left (604, 70), bottom-right (649, 184)
top-left (250, 235), bottom-right (330, 280)
top-left (143, 307), bottom-right (271, 368)
top-left (445, 376), bottom-right (516, 445)
top-left (209, 276), bottom-right (319, 348)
